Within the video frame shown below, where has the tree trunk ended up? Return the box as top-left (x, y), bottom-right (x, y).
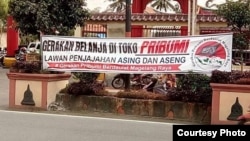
top-left (240, 53), bottom-right (244, 72)
top-left (123, 74), bottom-right (131, 92)
top-left (124, 0), bottom-right (131, 92)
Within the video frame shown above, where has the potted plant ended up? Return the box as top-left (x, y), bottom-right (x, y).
top-left (7, 55), bottom-right (71, 110)
top-left (210, 70), bottom-right (250, 125)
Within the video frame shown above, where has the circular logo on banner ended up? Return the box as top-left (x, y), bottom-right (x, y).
top-left (192, 40), bottom-right (228, 71)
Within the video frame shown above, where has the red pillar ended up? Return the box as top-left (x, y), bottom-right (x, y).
top-left (177, 0), bottom-right (188, 14)
top-left (177, 0), bottom-right (189, 36)
top-left (6, 16), bottom-right (19, 57)
top-left (132, 0), bottom-right (150, 13)
top-left (131, 0), bottom-right (151, 37)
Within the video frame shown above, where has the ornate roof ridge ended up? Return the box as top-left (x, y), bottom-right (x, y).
top-left (88, 13), bottom-right (226, 22)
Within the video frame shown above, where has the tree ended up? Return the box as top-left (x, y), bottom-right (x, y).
top-left (107, 0), bottom-right (126, 12)
top-left (8, 0), bottom-right (90, 37)
top-left (0, 0), bottom-right (8, 21)
top-left (216, 0), bottom-right (250, 71)
top-left (107, 0), bottom-right (181, 13)
top-left (0, 0), bottom-right (9, 46)
top-left (150, 0), bottom-right (181, 13)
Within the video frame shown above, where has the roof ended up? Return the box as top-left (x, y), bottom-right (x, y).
top-left (87, 13), bottom-right (226, 23)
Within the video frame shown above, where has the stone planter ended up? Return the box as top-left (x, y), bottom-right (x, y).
top-left (210, 83), bottom-right (250, 125)
top-left (7, 72), bottom-right (71, 110)
top-left (53, 93), bottom-right (211, 124)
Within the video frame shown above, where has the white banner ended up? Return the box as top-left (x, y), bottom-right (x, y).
top-left (41, 33), bottom-right (233, 73)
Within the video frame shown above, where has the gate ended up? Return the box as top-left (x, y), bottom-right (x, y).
top-left (132, 26), bottom-right (182, 37)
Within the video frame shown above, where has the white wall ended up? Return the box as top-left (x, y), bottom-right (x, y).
top-left (0, 32), bottom-right (7, 48)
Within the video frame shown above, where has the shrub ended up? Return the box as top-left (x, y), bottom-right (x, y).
top-left (11, 60), bottom-right (63, 74)
top-left (59, 84), bottom-right (69, 93)
top-left (210, 70), bottom-right (250, 84)
top-left (234, 78), bottom-right (250, 84)
top-left (71, 72), bottom-right (99, 83)
top-left (94, 90), bottom-right (113, 96)
top-left (168, 72), bottom-right (212, 104)
top-left (66, 81), bottom-right (105, 96)
top-left (24, 61), bottom-right (42, 73)
top-left (61, 72), bottom-right (213, 104)
top-left (64, 72), bottom-right (213, 104)
top-left (165, 87), bottom-right (182, 101)
top-left (210, 70), bottom-right (231, 84)
top-left (65, 72), bottom-right (105, 96)
top-left (116, 90), bottom-right (169, 101)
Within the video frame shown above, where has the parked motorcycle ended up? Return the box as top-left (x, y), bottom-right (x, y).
top-left (0, 48), bottom-right (7, 66)
top-left (111, 73), bottom-right (153, 89)
top-left (15, 46), bottom-right (27, 61)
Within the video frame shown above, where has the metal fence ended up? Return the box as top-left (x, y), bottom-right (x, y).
top-left (132, 26), bottom-right (181, 37)
top-left (82, 24), bottom-right (182, 38)
top-left (82, 24), bottom-right (107, 38)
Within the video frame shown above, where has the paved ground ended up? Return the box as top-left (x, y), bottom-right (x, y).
top-left (0, 68), bottom-right (9, 110)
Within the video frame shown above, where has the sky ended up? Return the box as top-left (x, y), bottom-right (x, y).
top-left (85, 0), bottom-right (235, 11)
top-left (86, 0), bottom-right (112, 12)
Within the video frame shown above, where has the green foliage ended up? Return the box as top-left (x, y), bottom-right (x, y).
top-left (60, 73), bottom-right (104, 96)
top-left (8, 0), bottom-right (90, 35)
top-left (216, 1), bottom-right (250, 31)
top-left (107, 0), bottom-right (181, 13)
top-left (233, 32), bottom-right (250, 50)
top-left (19, 34), bottom-right (39, 45)
top-left (176, 72), bottom-right (211, 94)
top-left (107, 0), bottom-right (126, 12)
top-left (216, 1), bottom-right (250, 70)
top-left (82, 71), bottom-right (213, 103)
top-left (65, 72), bottom-right (104, 96)
top-left (0, 0), bottom-right (8, 34)
top-left (66, 81), bottom-right (104, 96)
top-left (210, 70), bottom-right (232, 84)
top-left (210, 70), bottom-right (250, 84)
top-left (168, 72), bottom-right (212, 104)
top-left (0, 0), bottom-right (8, 20)
top-left (150, 0), bottom-right (181, 13)
top-left (71, 72), bottom-right (99, 83)
top-left (10, 60), bottom-right (65, 74)
top-left (116, 90), bottom-right (169, 101)
top-left (234, 78), bottom-right (250, 84)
